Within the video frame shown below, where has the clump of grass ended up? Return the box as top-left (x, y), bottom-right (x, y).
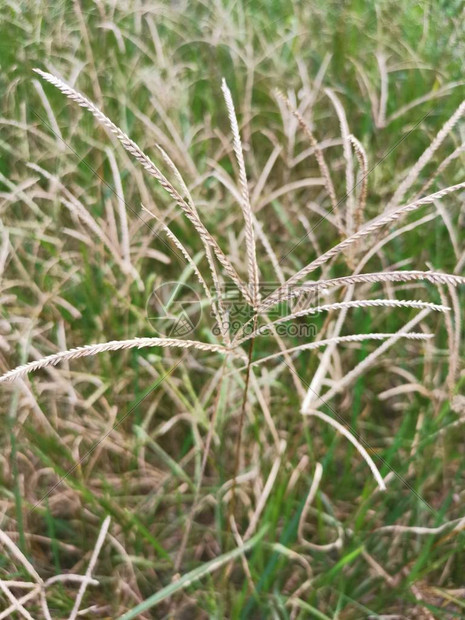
top-left (3, 67), bottom-right (463, 486)
top-left (2, 63), bottom-right (465, 616)
top-left (1, 3), bottom-right (465, 617)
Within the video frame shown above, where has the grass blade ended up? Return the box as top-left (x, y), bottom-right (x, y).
top-left (118, 526), bottom-right (267, 620)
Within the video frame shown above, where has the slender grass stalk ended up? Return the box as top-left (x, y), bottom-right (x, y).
top-left (263, 181), bottom-right (465, 310)
top-left (230, 315), bottom-right (258, 525)
top-left (33, 68), bottom-right (253, 305)
top-left (174, 360), bottom-right (228, 571)
top-left (0, 337), bottom-right (242, 384)
top-left (221, 79), bottom-right (260, 307)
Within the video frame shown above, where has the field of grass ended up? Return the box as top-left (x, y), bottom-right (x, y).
top-left (1, 1), bottom-right (465, 618)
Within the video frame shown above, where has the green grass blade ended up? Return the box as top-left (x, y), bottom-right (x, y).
top-left (118, 526), bottom-right (268, 619)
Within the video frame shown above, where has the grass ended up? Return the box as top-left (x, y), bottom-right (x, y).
top-left (0, 0), bottom-right (465, 618)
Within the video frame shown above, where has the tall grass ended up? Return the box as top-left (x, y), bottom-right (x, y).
top-left (0, 1), bottom-right (464, 617)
